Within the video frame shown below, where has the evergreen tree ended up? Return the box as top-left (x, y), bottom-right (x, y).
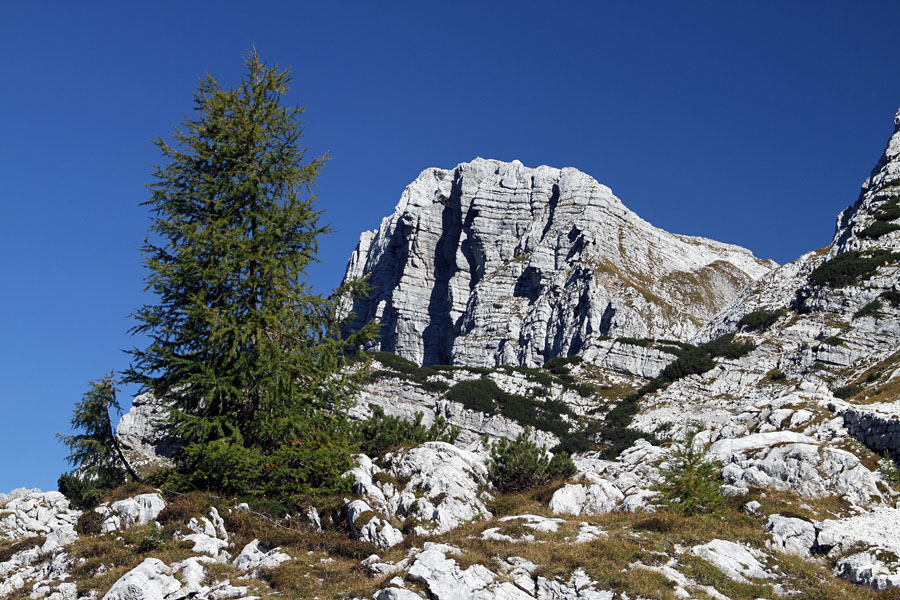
top-left (126, 51), bottom-right (373, 498)
top-left (655, 427), bottom-right (724, 516)
top-left (58, 374), bottom-right (139, 508)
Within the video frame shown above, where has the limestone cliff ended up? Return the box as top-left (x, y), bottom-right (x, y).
top-left (341, 158), bottom-right (776, 367)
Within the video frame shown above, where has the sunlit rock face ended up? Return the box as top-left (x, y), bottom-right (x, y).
top-left (341, 158), bottom-right (775, 367)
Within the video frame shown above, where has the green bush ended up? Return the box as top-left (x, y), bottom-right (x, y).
top-left (701, 333), bottom-right (756, 359)
top-left (661, 345), bottom-right (717, 379)
top-left (352, 406), bottom-right (458, 457)
top-left (768, 369), bottom-right (787, 381)
top-left (605, 394), bottom-right (640, 429)
top-left (655, 428), bottom-right (724, 516)
top-left (833, 384), bottom-right (862, 399)
top-left (822, 336), bottom-right (845, 346)
top-left (875, 196), bottom-right (900, 221)
top-left (598, 427), bottom-right (661, 460)
top-left (854, 299), bottom-right (883, 319)
top-left (445, 377), bottom-right (573, 436)
top-left (137, 528), bottom-right (172, 552)
top-left (445, 378), bottom-right (501, 414)
top-left (488, 430), bottom-right (576, 493)
top-left (369, 352), bottom-right (449, 390)
top-left (371, 351), bottom-right (421, 375)
top-left (57, 473), bottom-right (105, 511)
top-left (736, 309), bottom-right (782, 331)
top-left (879, 450), bottom-right (900, 488)
top-left (859, 221), bottom-right (900, 239)
top-left (543, 355), bottom-right (583, 375)
top-left (615, 337), bottom-right (653, 348)
top-left (654, 344), bottom-right (685, 356)
top-left (170, 433), bottom-right (356, 499)
top-left (808, 250), bottom-right (900, 288)
top-left (881, 290), bottom-right (900, 307)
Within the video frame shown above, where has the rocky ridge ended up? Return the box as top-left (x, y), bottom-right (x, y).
top-left (341, 158), bottom-right (775, 367)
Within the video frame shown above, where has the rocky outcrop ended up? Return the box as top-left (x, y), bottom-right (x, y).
top-left (0, 489), bottom-right (79, 544)
top-left (342, 158), bottom-right (775, 367)
top-left (343, 442), bottom-right (493, 548)
top-left (95, 493), bottom-right (166, 534)
top-left (116, 393), bottom-right (179, 473)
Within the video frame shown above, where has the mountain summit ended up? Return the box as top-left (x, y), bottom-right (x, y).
top-left (342, 158), bottom-right (775, 367)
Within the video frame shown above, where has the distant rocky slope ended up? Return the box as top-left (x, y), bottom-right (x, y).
top-left (341, 158), bottom-right (775, 367)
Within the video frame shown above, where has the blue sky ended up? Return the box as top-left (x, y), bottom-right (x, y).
top-left (3, 1), bottom-right (900, 492)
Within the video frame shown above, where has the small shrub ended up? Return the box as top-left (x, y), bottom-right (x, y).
top-left (445, 377), bottom-right (500, 414)
top-left (822, 336), bottom-right (845, 346)
top-left (701, 333), bottom-right (755, 359)
top-left (156, 492), bottom-right (214, 526)
top-left (768, 369), bottom-right (787, 381)
top-left (859, 221), bottom-right (900, 239)
top-left (76, 507), bottom-right (104, 535)
top-left (808, 250), bottom-right (900, 288)
top-left (543, 355), bottom-right (582, 373)
top-left (875, 196), bottom-right (900, 221)
top-left (421, 379), bottom-right (450, 393)
top-left (370, 351), bottom-right (421, 376)
top-left (654, 344), bottom-right (685, 356)
top-left (488, 430), bottom-right (576, 493)
top-left (615, 337), bottom-right (652, 348)
top-left (881, 290), bottom-right (900, 307)
top-left (833, 384), bottom-right (862, 399)
top-left (878, 450), bottom-right (900, 488)
top-left (598, 427), bottom-right (661, 460)
top-left (737, 308), bottom-right (783, 331)
top-left (655, 428), bottom-right (724, 516)
top-left (569, 382), bottom-right (596, 398)
top-left (552, 422), bottom-right (603, 455)
top-left (57, 473), bottom-right (105, 511)
top-left (662, 345), bottom-right (717, 378)
top-left (606, 394), bottom-right (640, 429)
top-left (854, 299), bottom-right (883, 319)
top-left (137, 528), bottom-right (172, 552)
top-left (352, 406), bottom-right (458, 456)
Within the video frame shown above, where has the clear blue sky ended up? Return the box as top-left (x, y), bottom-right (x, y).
top-left (3, 1), bottom-right (900, 493)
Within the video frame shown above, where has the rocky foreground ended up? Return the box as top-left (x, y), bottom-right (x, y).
top-left (9, 108), bottom-right (900, 598)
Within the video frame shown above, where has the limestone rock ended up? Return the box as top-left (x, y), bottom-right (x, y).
top-left (0, 489), bottom-right (80, 543)
top-left (834, 552), bottom-right (900, 590)
top-left (766, 515), bottom-right (816, 556)
top-left (548, 482), bottom-right (623, 517)
top-left (96, 493), bottom-right (166, 533)
top-left (690, 539), bottom-right (773, 583)
top-left (115, 392), bottom-right (180, 471)
top-left (101, 558), bottom-right (181, 600)
top-left (343, 442), bottom-right (492, 546)
top-left (342, 158), bottom-right (774, 367)
top-left (232, 539), bottom-right (291, 575)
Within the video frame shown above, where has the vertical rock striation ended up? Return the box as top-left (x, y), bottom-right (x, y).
top-left (342, 158), bottom-right (775, 367)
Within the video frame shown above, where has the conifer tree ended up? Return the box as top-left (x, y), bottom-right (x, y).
top-left (57, 374), bottom-right (139, 508)
top-left (126, 51), bottom-right (373, 497)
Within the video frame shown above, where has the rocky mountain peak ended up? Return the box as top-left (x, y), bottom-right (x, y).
top-left (342, 158), bottom-right (776, 367)
top-left (833, 107), bottom-right (900, 254)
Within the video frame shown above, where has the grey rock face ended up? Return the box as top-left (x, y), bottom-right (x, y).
top-left (116, 392), bottom-right (179, 471)
top-left (689, 540), bottom-right (773, 583)
top-left (95, 493), bottom-right (166, 534)
top-left (342, 158), bottom-right (774, 367)
top-left (343, 443), bottom-right (492, 548)
top-left (0, 489), bottom-right (80, 543)
top-left (766, 515), bottom-right (817, 556)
